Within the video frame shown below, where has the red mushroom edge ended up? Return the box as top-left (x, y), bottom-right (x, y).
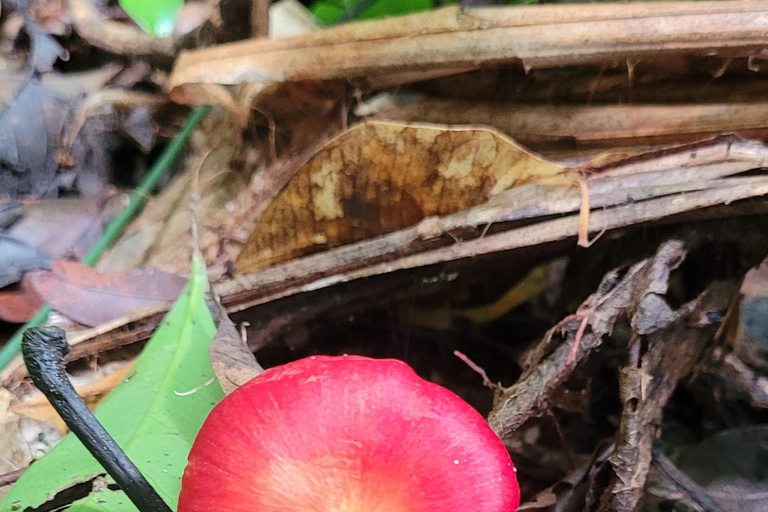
top-left (179, 355), bottom-right (520, 512)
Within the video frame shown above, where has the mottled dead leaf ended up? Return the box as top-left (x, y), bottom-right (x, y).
top-left (236, 121), bottom-right (565, 272)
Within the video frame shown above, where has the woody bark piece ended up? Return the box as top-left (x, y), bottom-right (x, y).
top-left (606, 282), bottom-right (735, 511)
top-left (170, 2), bottom-right (768, 102)
top-left (488, 240), bottom-right (687, 440)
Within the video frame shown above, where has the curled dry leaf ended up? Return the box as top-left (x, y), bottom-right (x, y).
top-left (607, 281), bottom-right (736, 512)
top-left (235, 121), bottom-right (564, 272)
top-left (27, 260), bottom-right (186, 327)
top-left (208, 301), bottom-right (263, 396)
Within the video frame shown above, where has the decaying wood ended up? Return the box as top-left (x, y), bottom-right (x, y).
top-left (606, 282), bottom-right (735, 511)
top-left (170, 1), bottom-right (768, 102)
top-left (488, 240), bottom-right (688, 440)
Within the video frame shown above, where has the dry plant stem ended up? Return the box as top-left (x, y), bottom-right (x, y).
top-left (170, 1), bottom-right (768, 98)
top-left (21, 327), bottom-right (172, 512)
top-left (374, 101), bottom-right (768, 146)
top-left (0, 468), bottom-right (25, 488)
top-left (251, 0), bottom-right (270, 37)
top-left (707, 348), bottom-right (768, 408)
top-left (651, 449), bottom-right (729, 512)
top-left (223, 178), bottom-right (768, 314)
top-left (67, 0), bottom-right (194, 59)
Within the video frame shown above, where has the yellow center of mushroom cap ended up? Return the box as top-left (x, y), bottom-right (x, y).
top-left (246, 454), bottom-right (415, 512)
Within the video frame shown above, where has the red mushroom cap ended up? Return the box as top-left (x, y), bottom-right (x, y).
top-left (179, 355), bottom-right (520, 512)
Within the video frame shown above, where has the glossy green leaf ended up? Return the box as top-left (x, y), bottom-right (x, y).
top-left (0, 256), bottom-right (224, 512)
top-left (310, 0), bottom-right (537, 26)
top-left (118, 0), bottom-right (183, 37)
top-left (311, 0), bottom-right (438, 25)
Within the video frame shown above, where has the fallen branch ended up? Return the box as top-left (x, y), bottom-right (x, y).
top-left (488, 240), bottom-right (688, 440)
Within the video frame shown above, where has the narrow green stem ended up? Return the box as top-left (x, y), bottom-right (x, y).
top-left (0, 105), bottom-right (211, 372)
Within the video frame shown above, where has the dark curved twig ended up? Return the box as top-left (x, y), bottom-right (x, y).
top-left (21, 327), bottom-right (172, 512)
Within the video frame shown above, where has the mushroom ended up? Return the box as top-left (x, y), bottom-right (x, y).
top-left (179, 355), bottom-right (520, 512)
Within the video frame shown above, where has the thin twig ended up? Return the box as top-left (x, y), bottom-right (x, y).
top-left (0, 468), bottom-right (25, 488)
top-left (252, 0), bottom-right (270, 37)
top-left (453, 350), bottom-right (501, 390)
top-left (652, 448), bottom-right (729, 512)
top-left (21, 327), bottom-right (172, 512)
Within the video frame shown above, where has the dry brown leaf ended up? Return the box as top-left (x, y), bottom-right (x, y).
top-left (235, 121), bottom-right (565, 272)
top-left (27, 260), bottom-right (186, 327)
top-left (10, 363), bottom-right (134, 434)
top-left (0, 279), bottom-right (44, 324)
top-left (5, 198), bottom-right (106, 261)
top-left (169, 2), bottom-right (768, 103)
top-left (209, 305), bottom-right (262, 395)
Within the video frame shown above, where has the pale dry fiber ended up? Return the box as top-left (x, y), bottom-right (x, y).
top-left (169, 1), bottom-right (768, 104)
top-left (10, 363), bottom-right (134, 434)
top-left (236, 121), bottom-right (565, 272)
top-left (372, 99), bottom-right (768, 146)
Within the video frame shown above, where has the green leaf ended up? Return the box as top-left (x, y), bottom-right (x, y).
top-left (0, 256), bottom-right (224, 512)
top-left (311, 0), bottom-right (442, 25)
top-left (118, 0), bottom-right (183, 37)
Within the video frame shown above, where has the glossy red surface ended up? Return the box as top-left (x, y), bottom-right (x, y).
top-left (179, 355), bottom-right (519, 512)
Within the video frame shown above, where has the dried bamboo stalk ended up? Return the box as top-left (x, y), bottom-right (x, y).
top-left (170, 2), bottom-right (768, 101)
top-left (373, 100), bottom-right (768, 145)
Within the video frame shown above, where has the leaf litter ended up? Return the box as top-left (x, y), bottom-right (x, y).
top-left (5, 1), bottom-right (768, 512)
top-left (0, 256), bottom-right (222, 512)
